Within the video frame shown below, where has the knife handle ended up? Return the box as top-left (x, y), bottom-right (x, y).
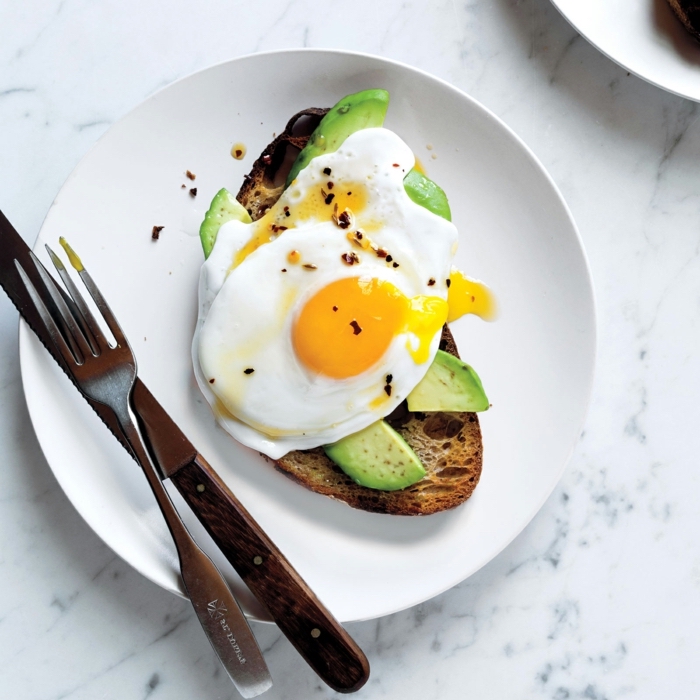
top-left (171, 455), bottom-right (370, 693)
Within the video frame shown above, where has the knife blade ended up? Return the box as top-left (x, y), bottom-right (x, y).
top-left (0, 209), bottom-right (369, 694)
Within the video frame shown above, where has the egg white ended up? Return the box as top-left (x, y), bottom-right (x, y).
top-left (193, 128), bottom-right (458, 459)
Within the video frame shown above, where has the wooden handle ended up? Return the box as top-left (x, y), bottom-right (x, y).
top-left (170, 455), bottom-right (370, 693)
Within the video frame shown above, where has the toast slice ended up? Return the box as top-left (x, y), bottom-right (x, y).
top-left (235, 108), bottom-right (483, 516)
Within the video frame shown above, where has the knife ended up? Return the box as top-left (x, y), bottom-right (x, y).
top-left (0, 209), bottom-right (370, 694)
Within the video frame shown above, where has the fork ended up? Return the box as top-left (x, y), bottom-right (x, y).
top-left (16, 241), bottom-right (272, 698)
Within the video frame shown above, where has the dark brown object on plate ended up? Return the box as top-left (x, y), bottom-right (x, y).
top-left (237, 115), bottom-right (484, 516)
top-left (151, 225), bottom-right (163, 240)
top-left (667, 0), bottom-right (700, 40)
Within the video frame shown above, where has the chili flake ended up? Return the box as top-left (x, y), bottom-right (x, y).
top-left (337, 210), bottom-right (352, 229)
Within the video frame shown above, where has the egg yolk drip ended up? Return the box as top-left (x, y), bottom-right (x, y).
top-left (447, 269), bottom-right (497, 322)
top-left (232, 182), bottom-right (369, 268)
top-left (293, 277), bottom-right (447, 379)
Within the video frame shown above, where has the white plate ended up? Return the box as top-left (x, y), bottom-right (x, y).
top-left (552, 0), bottom-right (700, 101)
top-left (20, 49), bottom-right (595, 623)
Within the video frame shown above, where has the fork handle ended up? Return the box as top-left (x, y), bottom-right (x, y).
top-left (117, 411), bottom-right (271, 696)
top-left (170, 455), bottom-right (370, 694)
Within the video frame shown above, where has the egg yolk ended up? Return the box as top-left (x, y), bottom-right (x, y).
top-left (293, 277), bottom-right (447, 379)
top-left (447, 268), bottom-right (497, 322)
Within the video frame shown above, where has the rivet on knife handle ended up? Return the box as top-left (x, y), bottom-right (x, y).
top-left (171, 454), bottom-right (370, 694)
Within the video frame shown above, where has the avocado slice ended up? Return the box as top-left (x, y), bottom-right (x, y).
top-left (407, 350), bottom-right (488, 412)
top-left (324, 420), bottom-right (426, 491)
top-left (284, 88), bottom-right (451, 222)
top-left (285, 88), bottom-right (390, 187)
top-left (199, 188), bottom-right (252, 258)
top-left (403, 168), bottom-right (451, 221)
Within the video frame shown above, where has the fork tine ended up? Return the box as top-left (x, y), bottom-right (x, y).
top-left (29, 250), bottom-right (94, 362)
top-left (15, 260), bottom-right (79, 367)
top-left (59, 238), bottom-right (128, 350)
top-left (45, 244), bottom-right (104, 354)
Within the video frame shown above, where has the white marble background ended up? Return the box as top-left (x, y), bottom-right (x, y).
top-left (1, 1), bottom-right (699, 698)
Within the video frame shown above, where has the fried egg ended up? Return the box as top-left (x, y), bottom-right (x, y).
top-left (193, 127), bottom-right (458, 458)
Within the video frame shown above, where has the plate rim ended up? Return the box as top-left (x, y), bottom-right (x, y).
top-left (19, 47), bottom-right (597, 622)
top-left (550, 0), bottom-right (700, 103)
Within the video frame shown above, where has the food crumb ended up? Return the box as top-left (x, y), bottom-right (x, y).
top-left (186, 170), bottom-right (196, 180)
top-left (189, 187), bottom-right (197, 197)
top-left (341, 251), bottom-right (360, 265)
top-left (244, 368), bottom-right (255, 375)
top-left (151, 225), bottom-right (164, 240)
top-left (181, 184), bottom-right (186, 189)
top-left (350, 320), bottom-right (362, 335)
top-left (209, 378), bottom-right (215, 384)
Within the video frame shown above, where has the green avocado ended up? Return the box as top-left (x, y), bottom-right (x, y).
top-left (324, 420), bottom-right (426, 491)
top-left (403, 168), bottom-right (451, 221)
top-left (407, 350), bottom-right (489, 412)
top-left (285, 88), bottom-right (451, 222)
top-left (199, 188), bottom-right (251, 258)
top-left (285, 88), bottom-right (390, 188)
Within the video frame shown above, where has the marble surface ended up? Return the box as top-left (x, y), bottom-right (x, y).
top-left (1, 1), bottom-right (699, 698)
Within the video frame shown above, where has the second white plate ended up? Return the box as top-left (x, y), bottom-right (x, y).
top-left (552, 0), bottom-right (700, 102)
top-left (20, 49), bottom-right (595, 622)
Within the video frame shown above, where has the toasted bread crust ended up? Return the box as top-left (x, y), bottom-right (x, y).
top-left (667, 0), bottom-right (700, 40)
top-left (236, 107), bottom-right (329, 220)
top-left (236, 108), bottom-right (483, 516)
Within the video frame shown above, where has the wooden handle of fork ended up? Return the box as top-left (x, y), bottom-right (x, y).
top-left (170, 454), bottom-right (370, 694)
